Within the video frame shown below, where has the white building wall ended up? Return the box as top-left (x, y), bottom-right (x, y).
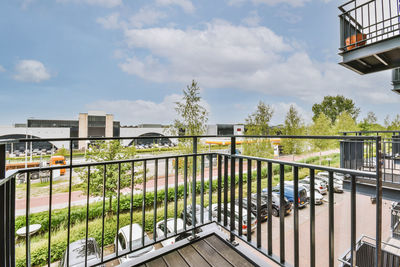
top-left (0, 126), bottom-right (70, 149)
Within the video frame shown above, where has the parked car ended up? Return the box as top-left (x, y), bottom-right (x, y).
top-left (60, 238), bottom-right (104, 267)
top-left (156, 218), bottom-right (196, 247)
top-left (259, 191), bottom-right (292, 217)
top-left (307, 190), bottom-right (324, 205)
top-left (271, 184), bottom-right (308, 208)
top-left (180, 204), bottom-right (211, 225)
top-left (284, 181), bottom-right (324, 205)
top-left (234, 194), bottom-right (268, 221)
top-left (115, 224), bottom-right (155, 264)
top-left (315, 172), bottom-right (344, 193)
top-left (300, 177), bottom-right (327, 195)
top-left (211, 203), bottom-right (257, 235)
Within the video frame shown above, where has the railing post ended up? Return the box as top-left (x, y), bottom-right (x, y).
top-left (0, 144), bottom-right (6, 267)
top-left (375, 136), bottom-right (382, 267)
top-left (191, 137), bottom-right (197, 238)
top-left (230, 137), bottom-right (236, 243)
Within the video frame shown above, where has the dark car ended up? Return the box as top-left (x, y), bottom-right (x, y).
top-left (235, 195), bottom-right (268, 222)
top-left (180, 204), bottom-right (211, 226)
top-left (60, 238), bottom-right (104, 267)
top-left (270, 184), bottom-right (308, 208)
top-left (260, 191), bottom-right (292, 217)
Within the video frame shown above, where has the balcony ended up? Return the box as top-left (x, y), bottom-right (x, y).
top-left (0, 135), bottom-right (393, 266)
top-left (339, 0), bottom-right (400, 74)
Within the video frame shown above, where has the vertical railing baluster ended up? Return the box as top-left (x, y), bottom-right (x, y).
top-left (164, 158), bottom-right (168, 238)
top-left (208, 154), bottom-right (213, 222)
top-left (25, 171), bottom-right (31, 267)
top-left (350, 173), bottom-right (356, 267)
top-left (0, 144), bottom-right (5, 267)
top-left (183, 156), bottom-right (188, 231)
top-left (247, 159), bottom-right (251, 243)
top-left (310, 168), bottom-right (315, 267)
top-left (224, 155), bottom-right (228, 227)
top-left (66, 141), bottom-right (73, 267)
top-left (256, 161), bottom-right (261, 248)
top-left (142, 160), bottom-right (147, 246)
top-left (230, 137), bottom-right (236, 242)
top-left (101, 164), bottom-right (106, 261)
top-left (174, 157), bottom-right (178, 234)
top-left (279, 164), bottom-right (285, 264)
top-left (328, 171), bottom-right (334, 267)
top-left (10, 170), bottom-right (16, 267)
top-left (153, 160), bottom-right (158, 242)
top-left (48, 169), bottom-right (53, 267)
top-left (129, 162), bottom-right (134, 252)
top-left (293, 166), bottom-right (299, 267)
top-left (267, 162), bottom-right (272, 255)
top-left (84, 166), bottom-right (91, 266)
top-left (192, 137), bottom-right (197, 235)
top-left (217, 155), bottom-right (222, 223)
top-left (238, 158), bottom-right (243, 236)
top-left (201, 154), bottom-right (205, 225)
top-left (116, 163), bottom-right (121, 256)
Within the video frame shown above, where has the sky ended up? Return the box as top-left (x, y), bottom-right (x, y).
top-left (0, 0), bottom-right (398, 126)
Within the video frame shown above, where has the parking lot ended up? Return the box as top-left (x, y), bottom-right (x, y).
top-left (249, 191), bottom-right (393, 266)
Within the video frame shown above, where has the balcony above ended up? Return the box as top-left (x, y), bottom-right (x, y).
top-left (339, 0), bottom-right (400, 74)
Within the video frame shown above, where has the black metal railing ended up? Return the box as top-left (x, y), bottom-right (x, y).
top-left (341, 131), bottom-right (400, 185)
top-left (339, 0), bottom-right (400, 52)
top-left (0, 135), bottom-right (384, 267)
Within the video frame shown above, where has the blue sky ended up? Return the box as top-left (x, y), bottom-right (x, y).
top-left (0, 0), bottom-right (397, 126)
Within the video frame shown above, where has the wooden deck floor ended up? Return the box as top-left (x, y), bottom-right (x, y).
top-left (137, 235), bottom-right (257, 267)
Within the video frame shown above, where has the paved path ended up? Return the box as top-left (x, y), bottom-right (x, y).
top-left (15, 149), bottom-right (339, 215)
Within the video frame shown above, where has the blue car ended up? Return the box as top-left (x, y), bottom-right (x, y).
top-left (265, 184), bottom-right (308, 208)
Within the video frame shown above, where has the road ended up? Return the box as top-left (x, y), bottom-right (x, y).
top-left (15, 149), bottom-right (339, 215)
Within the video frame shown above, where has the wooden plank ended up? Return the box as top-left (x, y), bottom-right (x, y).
top-left (163, 251), bottom-right (190, 267)
top-left (145, 257), bottom-right (167, 267)
top-left (204, 235), bottom-right (256, 267)
top-left (178, 244), bottom-right (211, 267)
top-left (192, 239), bottom-right (233, 267)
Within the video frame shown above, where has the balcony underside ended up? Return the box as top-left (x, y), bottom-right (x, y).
top-left (339, 35), bottom-right (400, 74)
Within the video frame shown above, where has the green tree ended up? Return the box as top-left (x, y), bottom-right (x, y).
top-left (334, 111), bottom-right (359, 134)
top-left (358, 111), bottom-right (385, 132)
top-left (312, 95), bottom-right (360, 124)
top-left (170, 80), bottom-right (208, 138)
top-left (388, 114), bottom-right (400, 131)
top-left (243, 101), bottom-right (274, 157)
top-left (168, 80), bottom-right (209, 199)
top-left (78, 140), bottom-right (142, 211)
top-left (281, 105), bottom-right (305, 157)
top-left (309, 113), bottom-right (333, 164)
top-left (245, 101), bottom-right (274, 135)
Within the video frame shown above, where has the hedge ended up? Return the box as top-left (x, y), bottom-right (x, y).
top-left (16, 201), bottom-right (189, 267)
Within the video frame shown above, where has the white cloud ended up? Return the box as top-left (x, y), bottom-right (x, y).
top-left (156, 0), bottom-right (195, 13)
top-left (242, 10), bottom-right (261, 26)
top-left (13, 60), bottom-right (51, 83)
top-left (116, 20), bottom-right (398, 106)
top-left (57, 0), bottom-right (122, 8)
top-left (253, 0), bottom-right (311, 7)
top-left (0, 65), bottom-right (5, 72)
top-left (86, 94), bottom-right (210, 125)
top-left (128, 7), bottom-right (167, 28)
top-left (96, 13), bottom-right (121, 29)
top-left (228, 0), bottom-right (312, 7)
